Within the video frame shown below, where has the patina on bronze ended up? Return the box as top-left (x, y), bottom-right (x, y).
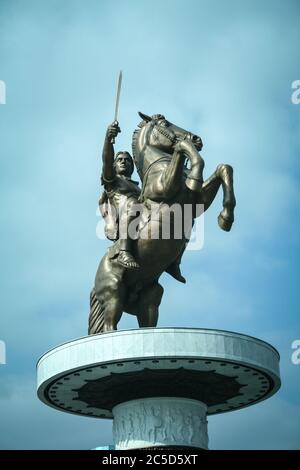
top-left (89, 113), bottom-right (236, 334)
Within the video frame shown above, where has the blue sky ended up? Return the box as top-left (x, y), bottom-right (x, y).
top-left (0, 0), bottom-right (300, 449)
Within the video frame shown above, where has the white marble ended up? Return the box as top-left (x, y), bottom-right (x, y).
top-left (37, 328), bottom-right (281, 418)
top-left (37, 328), bottom-right (280, 383)
top-left (113, 397), bottom-right (208, 450)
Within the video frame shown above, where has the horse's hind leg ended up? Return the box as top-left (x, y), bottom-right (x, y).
top-left (137, 282), bottom-right (164, 328)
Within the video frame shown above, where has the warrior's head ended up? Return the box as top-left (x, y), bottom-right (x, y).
top-left (114, 151), bottom-right (134, 177)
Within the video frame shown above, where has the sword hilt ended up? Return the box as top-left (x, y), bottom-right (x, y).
top-left (110, 120), bottom-right (119, 145)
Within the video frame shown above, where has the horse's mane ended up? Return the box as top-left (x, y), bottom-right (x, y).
top-left (132, 119), bottom-right (147, 162)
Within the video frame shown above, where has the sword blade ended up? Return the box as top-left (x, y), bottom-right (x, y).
top-left (113, 70), bottom-right (122, 123)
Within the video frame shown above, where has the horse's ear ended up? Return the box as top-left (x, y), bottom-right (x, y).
top-left (138, 111), bottom-right (152, 122)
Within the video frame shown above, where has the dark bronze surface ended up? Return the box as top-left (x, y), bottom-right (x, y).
top-left (89, 113), bottom-right (236, 333)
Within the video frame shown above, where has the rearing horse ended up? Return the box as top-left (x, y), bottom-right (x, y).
top-left (89, 112), bottom-right (236, 333)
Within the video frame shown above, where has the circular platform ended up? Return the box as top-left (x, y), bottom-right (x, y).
top-left (37, 328), bottom-right (280, 419)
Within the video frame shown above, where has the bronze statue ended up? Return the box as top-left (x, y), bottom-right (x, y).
top-left (89, 112), bottom-right (236, 334)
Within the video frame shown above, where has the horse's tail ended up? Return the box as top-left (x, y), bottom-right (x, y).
top-left (88, 287), bottom-right (105, 334)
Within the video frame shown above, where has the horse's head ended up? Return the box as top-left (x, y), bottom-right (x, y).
top-left (138, 112), bottom-right (203, 153)
top-left (132, 112), bottom-right (203, 178)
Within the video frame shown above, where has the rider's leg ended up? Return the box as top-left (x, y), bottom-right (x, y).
top-left (117, 198), bottom-right (140, 269)
top-left (118, 236), bottom-right (139, 268)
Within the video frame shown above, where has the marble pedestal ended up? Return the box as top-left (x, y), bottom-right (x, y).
top-left (113, 397), bottom-right (208, 450)
top-left (37, 328), bottom-right (281, 450)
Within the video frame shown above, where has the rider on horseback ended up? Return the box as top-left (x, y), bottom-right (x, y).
top-left (100, 122), bottom-right (186, 282)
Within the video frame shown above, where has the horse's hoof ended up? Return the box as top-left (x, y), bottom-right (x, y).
top-left (218, 213), bottom-right (233, 232)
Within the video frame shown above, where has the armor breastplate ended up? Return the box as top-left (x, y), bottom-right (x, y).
top-left (100, 175), bottom-right (141, 241)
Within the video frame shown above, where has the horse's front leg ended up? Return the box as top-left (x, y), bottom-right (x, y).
top-left (145, 152), bottom-right (186, 201)
top-left (175, 138), bottom-right (204, 192)
top-left (160, 152), bottom-right (186, 199)
top-left (201, 164), bottom-right (236, 231)
top-left (145, 140), bottom-right (204, 201)
top-left (216, 164), bottom-right (236, 231)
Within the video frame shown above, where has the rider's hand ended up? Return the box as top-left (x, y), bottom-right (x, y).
top-left (106, 122), bottom-right (121, 141)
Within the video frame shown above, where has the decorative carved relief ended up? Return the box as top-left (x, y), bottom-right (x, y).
top-left (113, 398), bottom-right (208, 449)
